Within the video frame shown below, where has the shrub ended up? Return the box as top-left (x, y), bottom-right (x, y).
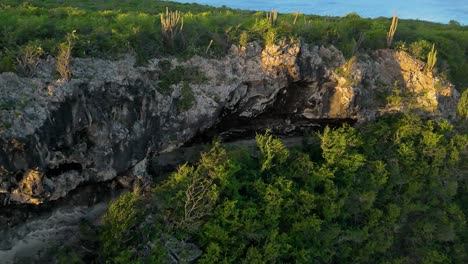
top-left (151, 142), bottom-right (236, 233)
top-left (55, 246), bottom-right (85, 264)
top-left (449, 20), bottom-right (461, 27)
top-left (16, 42), bottom-right (43, 77)
top-left (335, 56), bottom-right (357, 87)
top-left (386, 81), bottom-right (404, 108)
top-left (352, 32), bottom-right (366, 55)
top-left (394, 40), bottom-right (408, 52)
top-left (56, 31), bottom-right (75, 80)
top-left (409, 39), bottom-right (432, 61)
top-left (458, 89), bottom-right (468, 118)
top-left (239, 31), bottom-right (248, 48)
top-left (0, 50), bottom-right (16, 73)
top-left (256, 130), bottom-right (289, 172)
top-left (181, 142), bottom-right (235, 225)
top-left (264, 30), bottom-right (276, 46)
top-left (100, 189), bottom-right (142, 260)
top-left (177, 81), bottom-right (195, 112)
top-left (158, 65), bottom-right (207, 95)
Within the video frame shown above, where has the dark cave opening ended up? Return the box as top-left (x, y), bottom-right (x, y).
top-left (185, 81), bottom-right (357, 146)
top-left (45, 162), bottom-right (83, 177)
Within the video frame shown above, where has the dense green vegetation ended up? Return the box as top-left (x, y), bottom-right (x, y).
top-left (0, 0), bottom-right (467, 90)
top-left (60, 113), bottom-right (467, 263)
top-left (2, 1), bottom-right (467, 262)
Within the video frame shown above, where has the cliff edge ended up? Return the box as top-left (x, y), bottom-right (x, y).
top-left (0, 42), bottom-right (460, 205)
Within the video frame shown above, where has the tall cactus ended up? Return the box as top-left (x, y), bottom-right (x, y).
top-left (386, 11), bottom-right (398, 48)
top-left (425, 44), bottom-right (437, 73)
top-left (161, 7), bottom-right (184, 48)
top-left (266, 9), bottom-right (278, 26)
top-left (293, 12), bottom-right (300, 25)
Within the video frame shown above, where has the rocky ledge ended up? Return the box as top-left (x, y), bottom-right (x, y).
top-left (0, 42), bottom-right (460, 205)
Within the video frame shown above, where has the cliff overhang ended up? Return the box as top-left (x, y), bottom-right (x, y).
top-left (0, 42), bottom-right (460, 205)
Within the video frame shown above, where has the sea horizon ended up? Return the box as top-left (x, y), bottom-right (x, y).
top-left (172, 0), bottom-right (468, 25)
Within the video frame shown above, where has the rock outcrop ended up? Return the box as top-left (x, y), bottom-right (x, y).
top-left (0, 42), bottom-right (460, 205)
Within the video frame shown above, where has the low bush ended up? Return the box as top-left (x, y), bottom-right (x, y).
top-left (99, 189), bottom-right (142, 261)
top-left (177, 82), bottom-right (196, 112)
top-left (56, 31), bottom-right (75, 80)
top-left (458, 89), bottom-right (468, 118)
top-left (158, 65), bottom-right (208, 95)
top-left (16, 42), bottom-right (43, 77)
top-left (409, 39), bottom-right (432, 61)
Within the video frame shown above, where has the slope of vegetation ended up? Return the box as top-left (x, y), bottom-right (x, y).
top-left (0, 0), bottom-right (467, 90)
top-left (59, 113), bottom-right (468, 263)
top-left (2, 1), bottom-right (467, 263)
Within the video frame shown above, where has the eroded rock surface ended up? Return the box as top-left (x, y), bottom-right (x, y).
top-left (0, 43), bottom-right (460, 205)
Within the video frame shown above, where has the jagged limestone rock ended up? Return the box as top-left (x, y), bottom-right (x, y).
top-left (0, 43), bottom-right (460, 205)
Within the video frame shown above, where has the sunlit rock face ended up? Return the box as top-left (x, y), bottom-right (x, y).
top-left (351, 49), bottom-right (459, 116)
top-left (261, 41), bottom-right (301, 78)
top-left (0, 43), bottom-right (460, 205)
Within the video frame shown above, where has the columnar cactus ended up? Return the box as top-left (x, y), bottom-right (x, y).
top-left (161, 7), bottom-right (184, 48)
top-left (266, 9), bottom-right (278, 26)
top-left (425, 44), bottom-right (437, 72)
top-left (387, 12), bottom-right (398, 48)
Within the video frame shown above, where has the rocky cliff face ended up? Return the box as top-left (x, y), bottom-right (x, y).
top-left (0, 42), bottom-right (460, 205)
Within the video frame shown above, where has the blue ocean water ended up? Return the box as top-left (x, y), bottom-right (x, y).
top-left (172, 0), bottom-right (468, 25)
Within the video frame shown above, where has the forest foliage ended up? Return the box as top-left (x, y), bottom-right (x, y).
top-left (66, 113), bottom-right (468, 263)
top-left (1, 1), bottom-right (467, 262)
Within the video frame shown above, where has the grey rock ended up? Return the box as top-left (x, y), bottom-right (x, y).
top-left (165, 236), bottom-right (203, 263)
top-left (0, 42), bottom-right (461, 205)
